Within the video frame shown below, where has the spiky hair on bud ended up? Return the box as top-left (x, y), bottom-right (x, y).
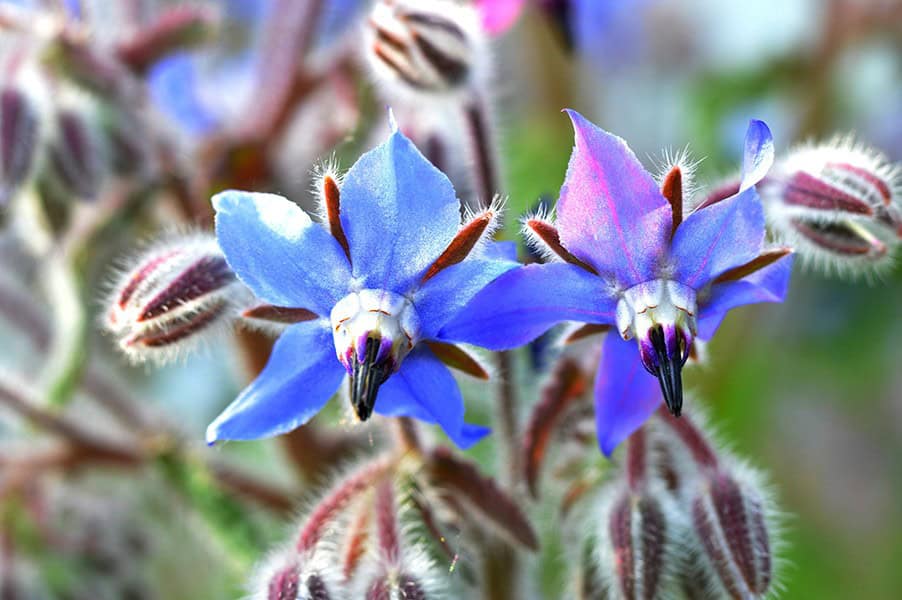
top-left (103, 232), bottom-right (250, 365)
top-left (760, 135), bottom-right (902, 279)
top-left (349, 478), bottom-right (450, 600)
top-left (647, 404), bottom-right (786, 599)
top-left (364, 0), bottom-right (489, 104)
top-left (587, 469), bottom-right (685, 600)
top-left (248, 544), bottom-right (343, 600)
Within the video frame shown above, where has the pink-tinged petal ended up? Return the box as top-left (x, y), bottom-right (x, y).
top-left (437, 262), bottom-right (618, 350)
top-left (739, 120), bottom-right (774, 191)
top-left (557, 110), bottom-right (671, 286)
top-left (594, 333), bottom-right (662, 457)
top-left (671, 186), bottom-right (766, 289)
top-left (477, 0), bottom-right (525, 35)
top-left (697, 253), bottom-right (793, 340)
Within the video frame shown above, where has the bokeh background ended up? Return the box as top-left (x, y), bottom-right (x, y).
top-left (0, 0), bottom-right (900, 598)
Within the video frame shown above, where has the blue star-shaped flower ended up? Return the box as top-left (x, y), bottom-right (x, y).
top-left (206, 123), bottom-right (518, 449)
top-left (441, 110), bottom-right (793, 455)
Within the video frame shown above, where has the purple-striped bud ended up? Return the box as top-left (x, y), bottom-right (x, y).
top-left (255, 557), bottom-right (336, 600)
top-left (365, 573), bottom-right (428, 600)
top-left (597, 489), bottom-right (677, 600)
top-left (691, 468), bottom-right (774, 600)
top-left (105, 234), bottom-right (245, 364)
top-left (46, 106), bottom-right (105, 202)
top-left (0, 86), bottom-right (39, 206)
top-left (366, 0), bottom-right (486, 99)
top-left (760, 137), bottom-right (901, 276)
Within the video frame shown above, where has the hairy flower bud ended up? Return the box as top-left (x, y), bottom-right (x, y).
top-left (105, 234), bottom-right (245, 364)
top-left (366, 0), bottom-right (486, 99)
top-left (604, 491), bottom-right (670, 600)
top-left (760, 137), bottom-right (901, 276)
top-left (691, 469), bottom-right (775, 600)
top-left (45, 106), bottom-right (105, 201)
top-left (254, 555), bottom-right (337, 600)
top-left (0, 86), bottom-right (39, 206)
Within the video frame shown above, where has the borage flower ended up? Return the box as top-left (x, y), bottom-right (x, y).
top-left (441, 111), bottom-right (793, 455)
top-left (206, 120), bottom-right (517, 448)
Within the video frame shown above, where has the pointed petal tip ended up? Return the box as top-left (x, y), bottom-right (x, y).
top-left (741, 119), bottom-right (775, 190)
top-left (387, 106), bottom-right (399, 132)
top-left (456, 423), bottom-right (491, 449)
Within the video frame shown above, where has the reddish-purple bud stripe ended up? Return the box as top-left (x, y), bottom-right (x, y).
top-left (525, 219), bottom-right (599, 275)
top-left (791, 219), bottom-right (885, 256)
top-left (826, 161), bottom-right (892, 205)
top-left (783, 170), bottom-right (873, 215)
top-left (421, 212), bottom-right (492, 283)
top-left (713, 247), bottom-right (792, 284)
top-left (117, 249), bottom-right (181, 309)
top-left (139, 255), bottom-right (234, 321)
top-left (268, 565), bottom-right (300, 600)
top-left (129, 300), bottom-right (228, 348)
top-left (411, 30), bottom-right (467, 85)
top-left (375, 479), bottom-right (401, 565)
top-left (1, 88), bottom-right (37, 192)
top-left (661, 166), bottom-right (683, 236)
top-left (609, 495), bottom-right (636, 600)
top-left (323, 175), bottom-right (351, 261)
top-left (296, 458), bottom-right (392, 552)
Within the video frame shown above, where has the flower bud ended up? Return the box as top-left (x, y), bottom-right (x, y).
top-left (690, 468), bottom-right (775, 600)
top-left (45, 106), bottom-right (105, 201)
top-left (366, 0), bottom-right (486, 99)
top-left (760, 137), bottom-right (901, 276)
top-left (255, 556), bottom-right (336, 600)
top-left (105, 234), bottom-right (244, 364)
top-left (0, 86), bottom-right (39, 206)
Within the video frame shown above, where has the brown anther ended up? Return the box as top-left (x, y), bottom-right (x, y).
top-left (713, 248), bottom-right (792, 284)
top-left (661, 166), bottom-right (683, 236)
top-left (564, 323), bottom-right (611, 344)
top-left (426, 341), bottom-right (489, 379)
top-left (420, 212), bottom-right (492, 283)
top-left (526, 219), bottom-right (599, 275)
top-left (242, 304), bottom-right (319, 324)
top-left (322, 175), bottom-right (351, 261)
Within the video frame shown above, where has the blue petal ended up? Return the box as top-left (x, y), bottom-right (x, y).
top-left (437, 262), bottom-right (617, 349)
top-left (376, 347), bottom-right (489, 449)
top-left (556, 110), bottom-right (672, 286)
top-left (594, 333), bottom-right (662, 457)
top-left (671, 186), bottom-right (765, 289)
top-left (339, 128), bottom-right (461, 292)
top-left (697, 253), bottom-right (794, 340)
top-left (480, 240), bottom-right (518, 262)
top-left (147, 54), bottom-right (220, 135)
top-left (740, 120), bottom-right (774, 191)
top-left (213, 190), bottom-right (352, 315)
top-left (206, 321), bottom-right (344, 443)
top-left (414, 258), bottom-right (519, 339)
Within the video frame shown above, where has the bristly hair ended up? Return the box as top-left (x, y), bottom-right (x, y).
top-left (461, 193), bottom-right (505, 255)
top-left (651, 145), bottom-right (705, 212)
top-left (311, 154), bottom-right (346, 223)
top-left (519, 202), bottom-right (563, 263)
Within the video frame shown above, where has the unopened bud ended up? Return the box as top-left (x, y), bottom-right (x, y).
top-left (0, 86), bottom-right (39, 206)
top-left (691, 469), bottom-right (774, 600)
top-left (100, 107), bottom-right (149, 177)
top-left (45, 106), bottom-right (105, 201)
top-left (366, 0), bottom-right (486, 99)
top-left (760, 137), bottom-right (901, 276)
top-left (258, 558), bottom-right (335, 600)
top-left (105, 234), bottom-right (244, 364)
top-left (599, 490), bottom-right (676, 600)
top-left (366, 573), bottom-right (428, 600)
